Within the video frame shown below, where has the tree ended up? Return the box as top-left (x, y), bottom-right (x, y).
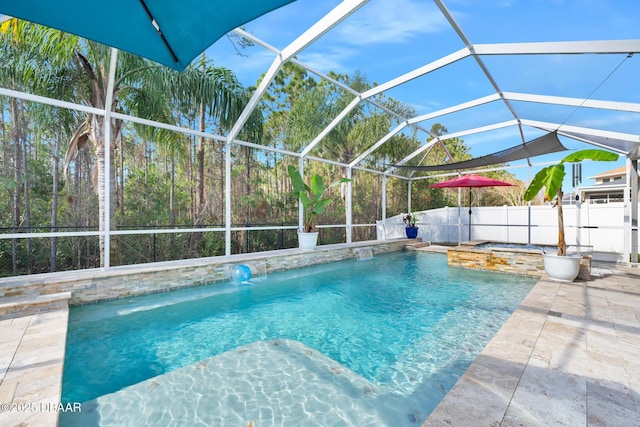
top-left (285, 71), bottom-right (398, 166)
top-left (269, 69), bottom-right (427, 229)
top-left (524, 149), bottom-right (618, 256)
top-left (1, 19), bottom-right (259, 266)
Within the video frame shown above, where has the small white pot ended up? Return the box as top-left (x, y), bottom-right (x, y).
top-left (542, 252), bottom-right (582, 282)
top-left (298, 231), bottom-right (319, 251)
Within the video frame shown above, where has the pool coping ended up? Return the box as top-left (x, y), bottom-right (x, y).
top-left (0, 239), bottom-right (408, 308)
top-left (0, 309), bottom-right (69, 427)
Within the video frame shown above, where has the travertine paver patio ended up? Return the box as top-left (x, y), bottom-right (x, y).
top-left (0, 308), bottom-right (68, 427)
top-left (424, 261), bottom-right (640, 426)
top-left (1, 256), bottom-right (639, 427)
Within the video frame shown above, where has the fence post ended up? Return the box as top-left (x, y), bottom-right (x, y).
top-left (504, 205), bottom-right (509, 243)
top-left (280, 223), bottom-right (285, 249)
top-left (527, 203), bottom-right (531, 245)
top-left (245, 224), bottom-right (249, 253)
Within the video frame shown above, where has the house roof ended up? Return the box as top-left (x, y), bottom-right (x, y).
top-left (588, 166), bottom-right (627, 180)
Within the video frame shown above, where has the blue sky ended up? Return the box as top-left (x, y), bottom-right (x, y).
top-left (204, 0), bottom-right (640, 190)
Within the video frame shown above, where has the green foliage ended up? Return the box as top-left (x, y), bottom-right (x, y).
top-left (524, 164), bottom-right (564, 202)
top-left (26, 158), bottom-right (57, 198)
top-left (287, 165), bottom-right (351, 232)
top-left (283, 70), bottom-right (420, 165)
top-left (523, 148), bottom-right (618, 256)
top-left (524, 149), bottom-right (619, 202)
top-left (0, 34), bottom-right (490, 274)
top-left (122, 165), bottom-right (192, 227)
top-left (561, 149), bottom-right (620, 164)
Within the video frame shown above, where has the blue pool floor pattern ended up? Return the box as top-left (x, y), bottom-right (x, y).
top-left (60, 252), bottom-right (536, 426)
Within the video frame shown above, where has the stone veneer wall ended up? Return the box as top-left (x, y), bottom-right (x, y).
top-left (0, 240), bottom-right (407, 306)
top-left (447, 246), bottom-right (591, 280)
top-left (447, 247), bottom-right (546, 278)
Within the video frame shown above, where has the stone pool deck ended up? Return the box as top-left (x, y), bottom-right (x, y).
top-left (0, 309), bottom-right (68, 427)
top-left (424, 258), bottom-right (640, 426)
top-left (1, 244), bottom-right (640, 426)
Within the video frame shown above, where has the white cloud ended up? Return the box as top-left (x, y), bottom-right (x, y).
top-left (463, 126), bottom-right (527, 149)
top-left (297, 47), bottom-right (358, 74)
top-left (570, 111), bottom-right (640, 133)
top-left (335, 0), bottom-right (448, 46)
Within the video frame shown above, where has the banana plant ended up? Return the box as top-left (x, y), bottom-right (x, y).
top-left (287, 165), bottom-right (351, 232)
top-left (524, 149), bottom-right (618, 256)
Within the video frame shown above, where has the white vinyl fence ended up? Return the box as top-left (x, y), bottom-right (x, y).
top-left (378, 203), bottom-right (637, 262)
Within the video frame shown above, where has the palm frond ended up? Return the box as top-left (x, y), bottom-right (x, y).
top-left (63, 121), bottom-right (90, 179)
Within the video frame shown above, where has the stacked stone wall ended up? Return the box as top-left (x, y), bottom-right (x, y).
top-left (0, 241), bottom-right (407, 306)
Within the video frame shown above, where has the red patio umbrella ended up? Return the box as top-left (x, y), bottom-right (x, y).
top-left (429, 174), bottom-right (515, 240)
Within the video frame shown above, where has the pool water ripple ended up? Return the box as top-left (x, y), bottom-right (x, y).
top-left (61, 251), bottom-right (536, 426)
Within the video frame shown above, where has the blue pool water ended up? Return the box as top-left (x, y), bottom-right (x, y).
top-left (61, 251), bottom-right (536, 423)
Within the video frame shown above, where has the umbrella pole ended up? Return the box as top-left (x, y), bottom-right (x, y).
top-left (468, 187), bottom-right (472, 241)
top-left (457, 188), bottom-right (462, 245)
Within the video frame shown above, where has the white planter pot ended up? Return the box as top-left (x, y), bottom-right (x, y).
top-left (542, 252), bottom-right (582, 282)
top-left (298, 231), bottom-right (319, 251)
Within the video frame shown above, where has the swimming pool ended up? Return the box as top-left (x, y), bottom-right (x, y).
top-left (61, 251), bottom-right (536, 426)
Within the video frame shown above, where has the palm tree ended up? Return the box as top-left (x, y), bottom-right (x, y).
top-left (524, 149), bottom-right (618, 256)
top-left (1, 19), bottom-right (259, 266)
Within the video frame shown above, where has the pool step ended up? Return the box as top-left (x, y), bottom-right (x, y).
top-left (385, 304), bottom-right (512, 396)
top-left (0, 291), bottom-right (71, 320)
top-left (404, 239), bottom-right (427, 249)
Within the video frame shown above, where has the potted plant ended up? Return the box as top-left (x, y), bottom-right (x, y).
top-left (403, 213), bottom-right (419, 239)
top-left (287, 165), bottom-right (351, 250)
top-left (524, 149), bottom-right (618, 281)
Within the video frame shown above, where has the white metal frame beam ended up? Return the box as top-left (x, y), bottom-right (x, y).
top-left (223, 0), bottom-right (369, 255)
top-left (362, 48), bottom-right (472, 99)
top-left (349, 122), bottom-right (408, 168)
top-left (408, 94), bottom-right (502, 125)
top-left (630, 160), bottom-right (639, 261)
top-left (102, 48), bottom-right (118, 269)
top-left (431, 120), bottom-right (520, 142)
top-left (301, 96), bottom-right (361, 157)
top-left (233, 27), bottom-right (442, 148)
top-left (225, 0), bottom-right (369, 145)
top-left (503, 92), bottom-right (640, 113)
top-left (473, 40), bottom-right (640, 55)
top-left (0, 87), bottom-right (103, 116)
top-left (434, 0), bottom-right (528, 155)
top-left (384, 138), bottom-right (442, 175)
top-left (301, 47), bottom-right (472, 158)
